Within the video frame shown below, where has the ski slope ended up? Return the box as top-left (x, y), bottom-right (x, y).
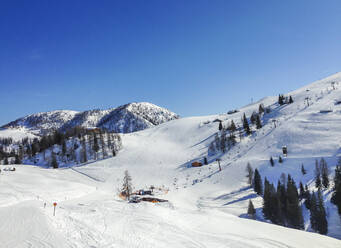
top-left (1, 72), bottom-right (341, 247)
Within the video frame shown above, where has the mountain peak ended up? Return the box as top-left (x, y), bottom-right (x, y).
top-left (1, 103), bottom-right (178, 136)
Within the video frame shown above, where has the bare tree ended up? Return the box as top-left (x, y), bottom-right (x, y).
top-left (246, 162), bottom-right (253, 186)
top-left (121, 170), bottom-right (133, 200)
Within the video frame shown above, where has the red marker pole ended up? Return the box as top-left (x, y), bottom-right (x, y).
top-left (53, 202), bottom-right (57, 216)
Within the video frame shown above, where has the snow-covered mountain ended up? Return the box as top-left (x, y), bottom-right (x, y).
top-left (1, 72), bottom-right (341, 247)
top-left (1, 102), bottom-right (179, 136)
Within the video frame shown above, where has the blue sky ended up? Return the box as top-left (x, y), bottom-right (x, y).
top-left (1, 1), bottom-right (341, 125)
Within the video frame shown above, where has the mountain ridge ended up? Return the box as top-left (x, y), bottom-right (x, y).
top-left (1, 102), bottom-right (179, 136)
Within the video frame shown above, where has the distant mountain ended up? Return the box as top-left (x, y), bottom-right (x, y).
top-left (1, 102), bottom-right (179, 136)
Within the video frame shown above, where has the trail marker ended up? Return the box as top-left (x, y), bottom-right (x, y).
top-left (53, 202), bottom-right (57, 216)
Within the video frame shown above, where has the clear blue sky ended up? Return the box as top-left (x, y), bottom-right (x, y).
top-left (1, 1), bottom-right (341, 125)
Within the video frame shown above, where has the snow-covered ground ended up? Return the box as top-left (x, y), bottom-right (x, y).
top-left (1, 165), bottom-right (340, 248)
top-left (0, 127), bottom-right (38, 141)
top-left (1, 72), bottom-right (341, 247)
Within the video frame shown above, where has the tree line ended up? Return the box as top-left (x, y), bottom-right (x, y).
top-left (0, 126), bottom-right (122, 168)
top-left (209, 104), bottom-right (267, 155)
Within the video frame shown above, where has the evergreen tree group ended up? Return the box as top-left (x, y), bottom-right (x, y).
top-left (242, 113), bottom-right (251, 135)
top-left (0, 126), bottom-right (122, 167)
top-left (262, 175), bottom-right (304, 229)
top-left (331, 158), bottom-right (341, 216)
top-left (310, 190), bottom-right (328, 234)
top-left (278, 94), bottom-right (294, 105)
top-left (315, 158), bottom-right (329, 190)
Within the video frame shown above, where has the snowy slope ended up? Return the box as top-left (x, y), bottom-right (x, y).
top-left (0, 127), bottom-right (38, 141)
top-left (1, 72), bottom-right (341, 247)
top-left (1, 165), bottom-right (340, 248)
top-left (73, 72), bottom-right (341, 239)
top-left (1, 102), bottom-right (179, 136)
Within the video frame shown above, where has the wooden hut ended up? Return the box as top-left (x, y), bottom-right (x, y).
top-left (191, 161), bottom-right (203, 167)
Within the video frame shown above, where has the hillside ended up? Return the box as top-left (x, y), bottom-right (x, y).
top-left (1, 72), bottom-right (341, 247)
top-left (1, 102), bottom-right (179, 136)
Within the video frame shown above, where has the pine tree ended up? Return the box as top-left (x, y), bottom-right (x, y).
top-left (246, 162), bottom-right (253, 186)
top-left (331, 158), bottom-right (341, 215)
top-left (278, 94), bottom-right (285, 105)
top-left (248, 199), bottom-right (256, 219)
top-left (51, 152), bottom-right (58, 169)
top-left (315, 159), bottom-right (321, 186)
top-left (229, 120), bottom-right (237, 133)
top-left (301, 164), bottom-right (307, 175)
top-left (263, 179), bottom-right (283, 225)
top-left (258, 104), bottom-right (265, 115)
top-left (310, 190), bottom-right (328, 234)
top-left (316, 190), bottom-right (328, 234)
top-left (278, 156), bottom-right (283, 163)
top-left (289, 96), bottom-right (294, 104)
top-left (250, 112), bottom-right (257, 125)
top-left (320, 158), bottom-right (329, 189)
top-left (81, 136), bottom-right (87, 163)
top-left (277, 180), bottom-right (287, 223)
top-left (299, 182), bottom-right (305, 200)
top-left (304, 188), bottom-right (311, 210)
top-left (310, 192), bottom-right (318, 231)
top-left (253, 169), bottom-right (263, 195)
top-left (93, 133), bottom-right (100, 160)
top-left (219, 121), bottom-right (223, 131)
top-left (242, 113), bottom-right (251, 135)
top-left (315, 159), bottom-right (322, 189)
top-left (262, 178), bottom-right (271, 220)
top-left (256, 114), bottom-right (262, 129)
top-left (121, 170), bottom-right (133, 200)
top-left (220, 129), bottom-right (227, 153)
top-left (270, 156), bottom-right (274, 167)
